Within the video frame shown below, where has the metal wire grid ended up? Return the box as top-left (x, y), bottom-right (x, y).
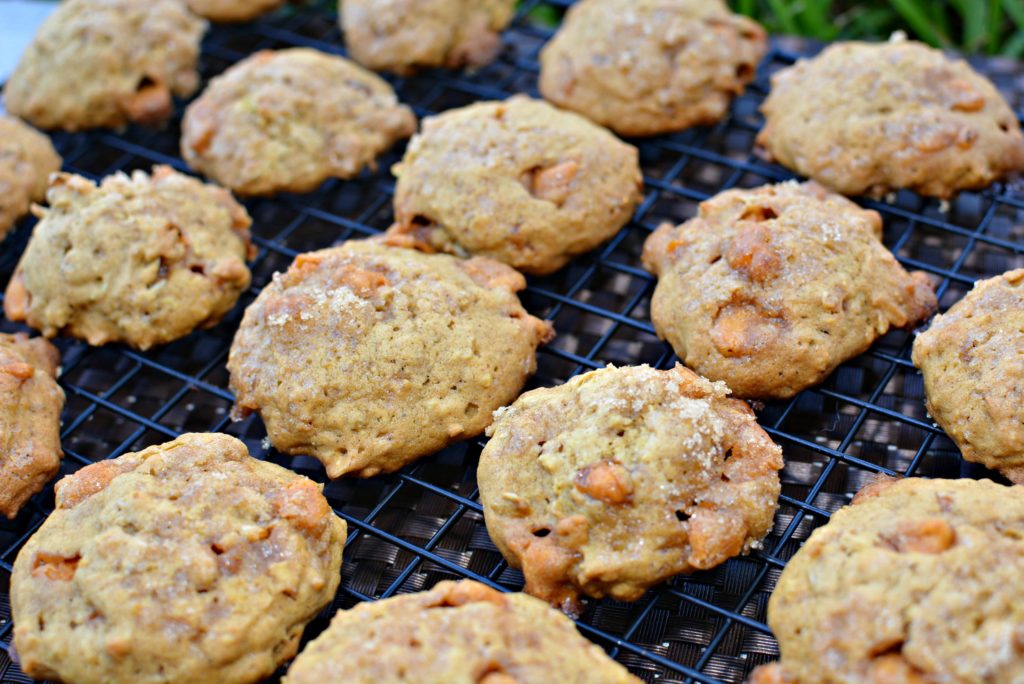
top-left (0, 1), bottom-right (1023, 681)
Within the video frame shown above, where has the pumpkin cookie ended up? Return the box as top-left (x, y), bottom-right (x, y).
top-left (11, 432), bottom-right (346, 684)
top-left (4, 0), bottom-right (206, 131)
top-left (539, 0), bottom-right (766, 137)
top-left (749, 477), bottom-right (1024, 684)
top-left (388, 96), bottom-right (643, 275)
top-left (912, 269), bottom-right (1024, 484)
top-left (757, 38), bottom-right (1024, 198)
top-left (0, 333), bottom-right (64, 519)
top-left (0, 117), bottom-right (61, 240)
top-left (186, 0), bottom-right (284, 22)
top-left (642, 181), bottom-right (937, 399)
top-left (284, 580), bottom-right (641, 684)
top-left (227, 239), bottom-right (553, 478)
top-left (478, 364), bottom-right (782, 615)
top-left (4, 166), bottom-right (253, 350)
top-left (341, 0), bottom-right (515, 75)
top-left (181, 48), bottom-right (416, 196)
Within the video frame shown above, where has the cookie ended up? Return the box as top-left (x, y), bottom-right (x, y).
top-left (341, 0), bottom-right (515, 75)
top-left (181, 48), bottom-right (417, 196)
top-left (387, 96), bottom-right (643, 275)
top-left (642, 181), bottom-right (937, 399)
top-left (4, 0), bottom-right (206, 131)
top-left (478, 364), bottom-right (782, 615)
top-left (538, 0), bottom-right (766, 137)
top-left (227, 239), bottom-right (553, 478)
top-left (284, 580), bottom-right (641, 684)
top-left (0, 333), bottom-right (64, 519)
top-left (11, 432), bottom-right (346, 684)
top-left (0, 117), bottom-right (62, 240)
top-left (186, 0), bottom-right (284, 22)
top-left (749, 477), bottom-right (1024, 684)
top-left (4, 166), bottom-right (253, 350)
top-left (912, 269), bottom-right (1024, 484)
top-left (757, 37), bottom-right (1024, 199)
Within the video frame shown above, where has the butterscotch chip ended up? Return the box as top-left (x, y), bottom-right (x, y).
top-left (642, 181), bottom-right (937, 399)
top-left (11, 432), bottom-right (346, 684)
top-left (3, 166), bottom-right (253, 350)
top-left (181, 48), bottom-right (416, 196)
top-left (0, 117), bottom-right (61, 240)
top-left (912, 269), bottom-right (1024, 484)
top-left (283, 580), bottom-right (641, 683)
top-left (749, 477), bottom-right (1024, 684)
top-left (478, 364), bottom-right (782, 615)
top-left (0, 333), bottom-right (64, 519)
top-left (757, 38), bottom-right (1024, 198)
top-left (4, 0), bottom-right (206, 131)
top-left (227, 239), bottom-right (553, 478)
top-left (186, 0), bottom-right (283, 21)
top-left (388, 96), bottom-right (642, 275)
top-left (341, 0), bottom-right (515, 75)
top-left (539, 0), bottom-right (766, 137)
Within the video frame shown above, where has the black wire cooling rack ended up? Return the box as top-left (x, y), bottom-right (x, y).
top-left (1, 1), bottom-right (1023, 682)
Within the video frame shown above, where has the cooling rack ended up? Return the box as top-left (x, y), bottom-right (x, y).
top-left (1, 1), bottom-right (1022, 682)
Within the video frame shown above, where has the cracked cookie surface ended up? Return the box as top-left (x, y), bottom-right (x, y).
top-left (4, 0), bottom-right (206, 131)
top-left (227, 239), bottom-right (553, 478)
top-left (912, 269), bottom-right (1024, 484)
top-left (0, 333), bottom-right (64, 519)
top-left (757, 38), bottom-right (1024, 198)
top-left (478, 364), bottom-right (782, 615)
top-left (749, 477), bottom-right (1024, 684)
top-left (181, 48), bottom-right (416, 196)
top-left (284, 580), bottom-right (641, 684)
top-left (341, 0), bottom-right (515, 75)
top-left (642, 181), bottom-right (937, 399)
top-left (0, 117), bottom-right (61, 240)
top-left (12, 432), bottom-right (346, 684)
top-left (4, 166), bottom-right (253, 350)
top-left (388, 96), bottom-right (642, 275)
top-left (539, 0), bottom-right (766, 137)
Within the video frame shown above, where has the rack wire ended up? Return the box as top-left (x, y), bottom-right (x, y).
top-left (1, 1), bottom-right (1023, 681)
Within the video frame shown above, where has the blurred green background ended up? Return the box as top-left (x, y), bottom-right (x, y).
top-left (526, 1), bottom-right (1024, 58)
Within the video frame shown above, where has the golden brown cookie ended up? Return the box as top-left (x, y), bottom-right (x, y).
top-left (227, 239), bottom-right (553, 478)
top-left (478, 364), bottom-right (782, 615)
top-left (341, 0), bottom-right (515, 75)
top-left (181, 48), bottom-right (416, 196)
top-left (912, 269), bottom-right (1024, 484)
top-left (749, 477), bottom-right (1024, 684)
top-left (4, 0), bottom-right (206, 131)
top-left (284, 580), bottom-right (641, 684)
top-left (757, 38), bottom-right (1024, 199)
top-left (0, 333), bottom-right (64, 519)
top-left (4, 166), bottom-right (253, 350)
top-left (0, 117), bottom-right (61, 240)
top-left (11, 432), bottom-right (346, 684)
top-left (642, 181), bottom-right (937, 399)
top-left (186, 0), bottom-right (284, 22)
top-left (539, 0), bottom-right (766, 137)
top-left (387, 96), bottom-right (643, 275)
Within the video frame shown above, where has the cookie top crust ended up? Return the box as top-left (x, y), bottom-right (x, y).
top-left (478, 364), bottom-right (782, 615)
top-left (388, 96), bottom-right (643, 275)
top-left (4, 166), bottom-right (253, 350)
top-left (642, 181), bottom-right (937, 399)
top-left (186, 0), bottom-right (284, 22)
top-left (750, 477), bottom-right (1024, 684)
top-left (539, 0), bottom-right (766, 137)
top-left (12, 432), bottom-right (347, 684)
top-left (757, 38), bottom-right (1024, 198)
top-left (0, 117), bottom-right (62, 239)
top-left (227, 239), bottom-right (553, 478)
top-left (4, 0), bottom-right (206, 131)
top-left (181, 48), bottom-right (417, 196)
